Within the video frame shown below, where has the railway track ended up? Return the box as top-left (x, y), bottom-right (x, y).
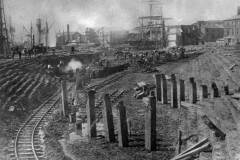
top-left (9, 67), bottom-right (128, 160)
top-left (10, 70), bottom-right (128, 160)
top-left (13, 92), bottom-right (60, 160)
top-left (87, 70), bottom-right (128, 91)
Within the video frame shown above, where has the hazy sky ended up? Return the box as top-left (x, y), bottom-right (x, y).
top-left (4, 0), bottom-right (240, 46)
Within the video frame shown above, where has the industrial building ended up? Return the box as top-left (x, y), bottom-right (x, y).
top-left (193, 20), bottom-right (224, 43)
top-left (223, 7), bottom-right (240, 45)
top-left (56, 31), bottom-right (86, 48)
top-left (167, 25), bottom-right (200, 47)
top-left (168, 20), bottom-right (225, 47)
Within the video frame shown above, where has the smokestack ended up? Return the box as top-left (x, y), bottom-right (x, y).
top-left (36, 18), bottom-right (42, 45)
top-left (67, 24), bottom-right (70, 42)
top-left (238, 6), bottom-right (240, 15)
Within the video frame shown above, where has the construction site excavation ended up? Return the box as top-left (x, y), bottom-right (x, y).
top-left (1, 0), bottom-right (240, 160)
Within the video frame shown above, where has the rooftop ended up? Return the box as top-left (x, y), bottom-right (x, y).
top-left (225, 15), bottom-right (240, 21)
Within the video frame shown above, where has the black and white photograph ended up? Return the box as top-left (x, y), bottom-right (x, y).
top-left (0, 0), bottom-right (240, 159)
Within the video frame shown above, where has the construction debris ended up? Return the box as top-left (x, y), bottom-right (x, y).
top-left (171, 138), bottom-right (211, 160)
top-left (202, 115), bottom-right (226, 140)
top-left (134, 81), bottom-right (155, 99)
top-left (229, 64), bottom-right (238, 71)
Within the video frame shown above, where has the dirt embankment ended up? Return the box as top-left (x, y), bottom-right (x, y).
top-left (43, 109), bottom-right (72, 160)
top-left (0, 58), bottom-right (59, 159)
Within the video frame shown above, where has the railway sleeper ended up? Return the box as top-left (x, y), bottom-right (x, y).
top-left (8, 154), bottom-right (16, 159)
top-left (18, 155), bottom-right (36, 160)
top-left (16, 144), bottom-right (33, 148)
top-left (17, 137), bottom-right (38, 142)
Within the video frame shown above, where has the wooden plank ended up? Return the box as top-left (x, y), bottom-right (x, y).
top-left (143, 95), bottom-right (157, 151)
top-left (177, 138), bottom-right (209, 157)
top-left (211, 82), bottom-right (220, 98)
top-left (202, 115), bottom-right (226, 140)
top-left (225, 97), bottom-right (240, 134)
top-left (189, 77), bottom-right (197, 104)
top-left (117, 101), bottom-right (128, 147)
top-left (103, 94), bottom-right (115, 142)
top-left (176, 130), bottom-right (182, 155)
top-left (171, 142), bottom-right (211, 160)
top-left (161, 74), bottom-right (168, 104)
top-left (200, 85), bottom-right (208, 101)
top-left (171, 74), bottom-right (178, 108)
top-left (86, 90), bottom-right (97, 139)
top-left (154, 74), bottom-right (161, 102)
top-left (61, 80), bottom-right (68, 117)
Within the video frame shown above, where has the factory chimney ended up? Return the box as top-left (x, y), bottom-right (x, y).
top-left (238, 6), bottom-right (240, 15)
top-left (67, 24), bottom-right (70, 42)
top-left (36, 18), bottom-right (42, 45)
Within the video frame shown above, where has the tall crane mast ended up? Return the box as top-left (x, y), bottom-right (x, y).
top-left (137, 0), bottom-right (172, 49)
top-left (45, 20), bottom-right (54, 48)
top-left (45, 21), bottom-right (49, 48)
top-left (36, 18), bottom-right (43, 45)
top-left (23, 22), bottom-right (34, 48)
top-left (30, 22), bottom-right (33, 48)
top-left (0, 0), bottom-right (10, 57)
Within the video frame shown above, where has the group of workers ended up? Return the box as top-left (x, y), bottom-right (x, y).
top-left (11, 46), bottom-right (43, 60)
top-left (10, 45), bottom-right (76, 60)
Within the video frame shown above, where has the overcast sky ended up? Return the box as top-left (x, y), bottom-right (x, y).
top-left (4, 0), bottom-right (240, 46)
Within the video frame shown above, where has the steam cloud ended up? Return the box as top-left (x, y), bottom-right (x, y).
top-left (64, 59), bottom-right (83, 73)
top-left (4, 0), bottom-right (240, 46)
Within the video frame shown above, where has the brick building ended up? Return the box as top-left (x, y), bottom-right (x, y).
top-left (56, 32), bottom-right (86, 48)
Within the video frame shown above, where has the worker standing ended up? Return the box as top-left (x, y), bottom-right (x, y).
top-left (11, 47), bottom-right (15, 59)
top-left (17, 47), bottom-right (22, 60)
top-left (71, 46), bottom-right (75, 54)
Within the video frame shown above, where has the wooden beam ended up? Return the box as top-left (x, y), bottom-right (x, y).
top-left (171, 142), bottom-right (211, 160)
top-left (176, 130), bottom-right (182, 155)
top-left (103, 94), bottom-right (115, 142)
top-left (117, 101), bottom-right (128, 147)
top-left (189, 77), bottom-right (197, 104)
top-left (202, 115), bottom-right (226, 140)
top-left (86, 90), bottom-right (97, 139)
top-left (177, 138), bottom-right (209, 157)
top-left (171, 74), bottom-right (178, 108)
top-left (154, 74), bottom-right (161, 102)
top-left (144, 95), bottom-right (157, 151)
top-left (161, 74), bottom-right (168, 104)
top-left (61, 80), bottom-right (68, 117)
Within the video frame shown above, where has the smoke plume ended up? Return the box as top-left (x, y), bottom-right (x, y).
top-left (64, 59), bottom-right (83, 73)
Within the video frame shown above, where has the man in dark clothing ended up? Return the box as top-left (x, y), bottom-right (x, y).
top-left (71, 47), bottom-right (75, 54)
top-left (18, 48), bottom-right (22, 60)
top-left (11, 47), bottom-right (15, 59)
